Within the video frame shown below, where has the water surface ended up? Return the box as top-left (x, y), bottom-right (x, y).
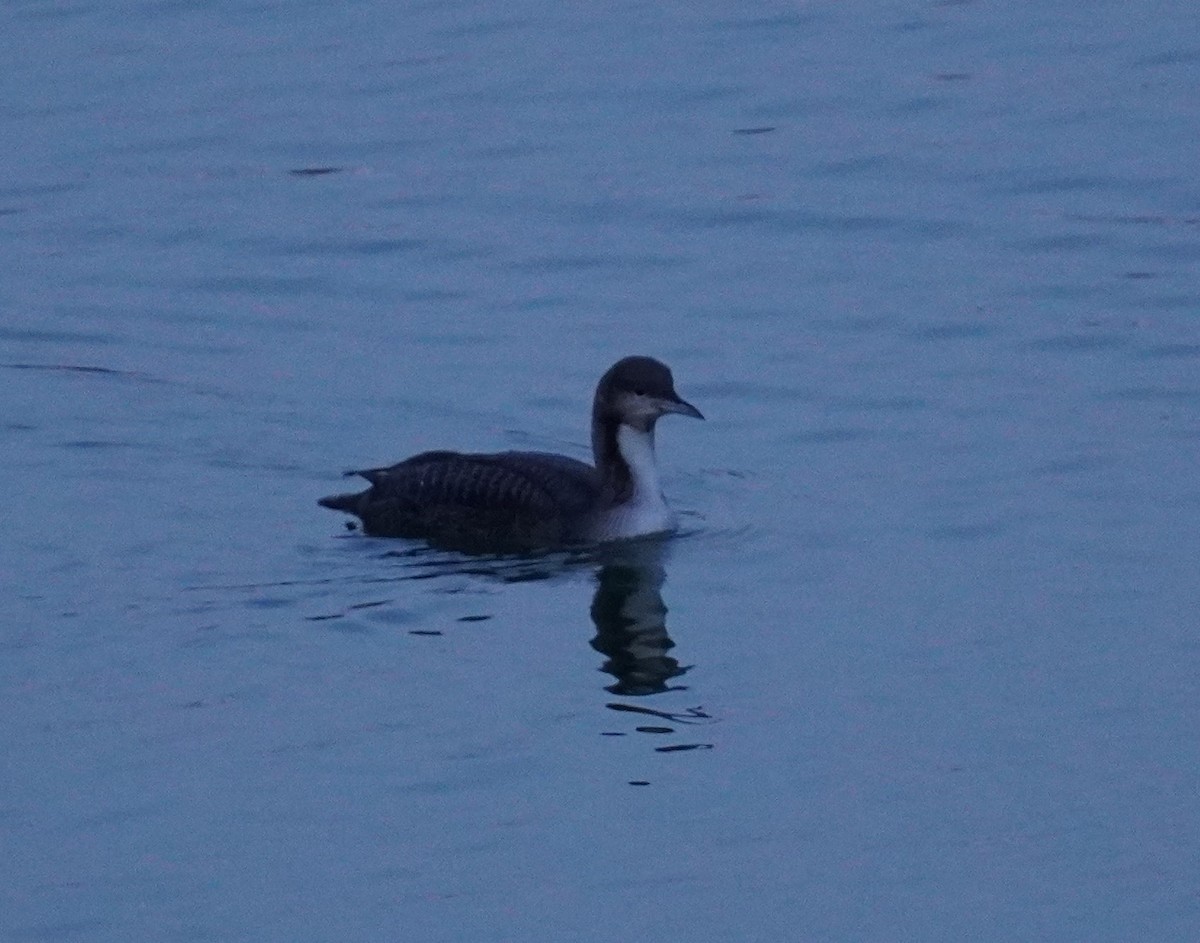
top-left (3, 1), bottom-right (1199, 940)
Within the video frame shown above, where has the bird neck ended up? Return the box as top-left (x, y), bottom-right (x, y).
top-left (592, 412), bottom-right (660, 506)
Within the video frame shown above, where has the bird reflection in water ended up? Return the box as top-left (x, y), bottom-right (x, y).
top-left (363, 535), bottom-right (691, 702)
top-left (589, 537), bottom-right (714, 761)
top-left (589, 536), bottom-right (687, 696)
top-left (310, 533), bottom-right (713, 757)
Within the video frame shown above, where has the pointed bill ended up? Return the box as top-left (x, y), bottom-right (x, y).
top-left (662, 397), bottom-right (704, 420)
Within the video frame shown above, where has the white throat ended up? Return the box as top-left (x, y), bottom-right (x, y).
top-left (617, 424), bottom-right (664, 501)
top-left (595, 423), bottom-right (676, 538)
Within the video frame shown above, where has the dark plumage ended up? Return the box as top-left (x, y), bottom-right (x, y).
top-left (319, 356), bottom-right (703, 551)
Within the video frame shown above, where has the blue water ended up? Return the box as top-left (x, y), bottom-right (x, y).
top-left (3, 1), bottom-right (1199, 940)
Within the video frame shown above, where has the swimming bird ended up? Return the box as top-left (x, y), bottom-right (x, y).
top-left (318, 356), bottom-right (703, 551)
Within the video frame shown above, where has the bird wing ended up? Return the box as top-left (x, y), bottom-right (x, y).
top-left (360, 451), bottom-right (598, 516)
top-left (326, 451), bottom-right (601, 549)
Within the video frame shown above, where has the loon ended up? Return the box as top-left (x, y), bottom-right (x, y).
top-left (318, 356), bottom-right (703, 551)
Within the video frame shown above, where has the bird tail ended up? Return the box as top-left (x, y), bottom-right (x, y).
top-left (318, 492), bottom-right (362, 513)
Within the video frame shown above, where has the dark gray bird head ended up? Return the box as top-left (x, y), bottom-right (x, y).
top-left (594, 356), bottom-right (704, 432)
